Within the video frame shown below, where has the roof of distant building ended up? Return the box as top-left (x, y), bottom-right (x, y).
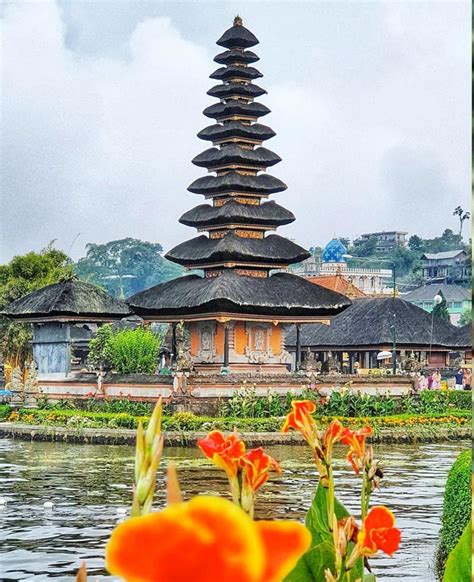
top-left (285, 297), bottom-right (462, 349)
top-left (307, 274), bottom-right (367, 299)
top-left (359, 231), bottom-right (408, 237)
top-left (403, 283), bottom-right (471, 302)
top-left (421, 250), bottom-right (467, 260)
top-left (322, 239), bottom-right (347, 263)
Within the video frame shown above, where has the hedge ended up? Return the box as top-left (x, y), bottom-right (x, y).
top-left (435, 449), bottom-right (472, 579)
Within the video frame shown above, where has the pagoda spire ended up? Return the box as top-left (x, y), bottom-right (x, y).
top-left (128, 18), bottom-right (351, 338)
top-left (167, 18), bottom-right (308, 277)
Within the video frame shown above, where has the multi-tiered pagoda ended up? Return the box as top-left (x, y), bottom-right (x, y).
top-left (129, 17), bottom-right (351, 373)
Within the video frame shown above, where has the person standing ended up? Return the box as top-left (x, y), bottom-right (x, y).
top-left (431, 369), bottom-right (441, 390)
top-left (462, 368), bottom-right (472, 390)
top-left (454, 368), bottom-right (464, 390)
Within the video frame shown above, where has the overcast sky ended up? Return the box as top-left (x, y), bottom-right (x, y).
top-left (1, 0), bottom-right (471, 262)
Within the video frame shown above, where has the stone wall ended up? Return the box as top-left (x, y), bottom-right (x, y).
top-left (36, 371), bottom-right (414, 404)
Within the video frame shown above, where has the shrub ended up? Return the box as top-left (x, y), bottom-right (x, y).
top-left (435, 449), bottom-right (472, 579)
top-left (87, 324), bottom-right (114, 370)
top-left (108, 328), bottom-right (160, 374)
top-left (0, 405), bottom-right (11, 420)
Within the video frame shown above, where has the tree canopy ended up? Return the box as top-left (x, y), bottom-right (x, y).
top-left (0, 244), bottom-right (73, 310)
top-left (75, 238), bottom-right (183, 298)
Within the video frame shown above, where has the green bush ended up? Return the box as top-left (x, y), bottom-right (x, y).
top-left (87, 325), bottom-right (161, 374)
top-left (108, 328), bottom-right (160, 374)
top-left (87, 324), bottom-right (114, 370)
top-left (0, 404), bottom-right (11, 420)
top-left (435, 449), bottom-right (472, 579)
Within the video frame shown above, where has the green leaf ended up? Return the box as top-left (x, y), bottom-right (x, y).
top-left (443, 519), bottom-right (471, 582)
top-left (284, 541), bottom-right (335, 582)
top-left (285, 482), bottom-right (363, 581)
top-left (305, 482), bottom-right (351, 544)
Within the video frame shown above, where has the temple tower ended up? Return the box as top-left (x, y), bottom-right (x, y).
top-left (129, 18), bottom-right (351, 373)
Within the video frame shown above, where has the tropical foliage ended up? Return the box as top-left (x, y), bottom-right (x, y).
top-left (75, 237), bottom-right (183, 298)
top-left (435, 449), bottom-right (472, 579)
top-left (87, 324), bottom-right (161, 374)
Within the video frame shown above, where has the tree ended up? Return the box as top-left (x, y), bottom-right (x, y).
top-left (459, 308), bottom-right (472, 327)
top-left (0, 243), bottom-right (73, 309)
top-left (432, 291), bottom-right (450, 322)
top-left (453, 206), bottom-right (471, 238)
top-left (408, 235), bottom-right (424, 252)
top-left (352, 236), bottom-right (378, 257)
top-left (75, 238), bottom-right (183, 298)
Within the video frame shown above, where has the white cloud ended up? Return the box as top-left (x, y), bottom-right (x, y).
top-left (1, 1), bottom-right (470, 262)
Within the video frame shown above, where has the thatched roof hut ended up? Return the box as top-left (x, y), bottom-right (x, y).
top-left (2, 280), bottom-right (131, 322)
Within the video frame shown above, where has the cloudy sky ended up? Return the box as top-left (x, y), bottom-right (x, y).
top-left (1, 0), bottom-right (471, 262)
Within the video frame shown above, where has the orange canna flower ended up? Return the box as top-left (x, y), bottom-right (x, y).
top-left (282, 400), bottom-right (318, 446)
top-left (358, 506), bottom-right (401, 557)
top-left (240, 447), bottom-right (282, 493)
top-left (322, 419), bottom-right (344, 450)
top-left (340, 426), bottom-right (373, 474)
top-left (197, 430), bottom-right (246, 478)
top-left (106, 496), bottom-right (311, 582)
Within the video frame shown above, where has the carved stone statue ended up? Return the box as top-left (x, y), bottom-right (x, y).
top-left (322, 351), bottom-right (340, 375)
top-left (254, 329), bottom-right (265, 351)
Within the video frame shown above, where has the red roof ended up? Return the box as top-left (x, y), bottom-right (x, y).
top-left (306, 274), bottom-right (367, 299)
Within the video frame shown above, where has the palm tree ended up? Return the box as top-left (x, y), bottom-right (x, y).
top-left (453, 206), bottom-right (470, 237)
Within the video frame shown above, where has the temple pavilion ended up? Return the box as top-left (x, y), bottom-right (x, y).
top-left (128, 17), bottom-right (350, 373)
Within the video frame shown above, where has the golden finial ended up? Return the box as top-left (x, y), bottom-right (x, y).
top-left (234, 15), bottom-right (243, 26)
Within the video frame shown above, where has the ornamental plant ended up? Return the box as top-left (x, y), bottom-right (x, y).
top-left (281, 400), bottom-right (400, 581)
top-left (76, 399), bottom-right (400, 582)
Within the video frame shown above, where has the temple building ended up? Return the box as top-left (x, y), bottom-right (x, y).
top-left (128, 17), bottom-right (350, 373)
top-left (285, 297), bottom-right (467, 372)
top-left (2, 280), bottom-right (131, 378)
top-left (292, 238), bottom-right (393, 295)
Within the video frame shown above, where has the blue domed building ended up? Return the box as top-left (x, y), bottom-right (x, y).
top-left (293, 238), bottom-right (393, 295)
top-left (322, 239), bottom-right (348, 264)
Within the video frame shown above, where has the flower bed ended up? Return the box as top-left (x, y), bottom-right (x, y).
top-left (2, 405), bottom-right (470, 437)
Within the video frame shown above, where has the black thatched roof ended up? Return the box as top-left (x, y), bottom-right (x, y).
top-left (216, 21), bottom-right (259, 50)
top-left (210, 65), bottom-right (263, 81)
top-left (207, 83), bottom-right (267, 100)
top-left (128, 270), bottom-right (351, 319)
top-left (166, 233), bottom-right (311, 267)
top-left (3, 280), bottom-right (131, 321)
top-left (198, 122), bottom-right (275, 143)
top-left (179, 200), bottom-right (295, 229)
top-left (214, 49), bottom-right (259, 65)
top-left (448, 323), bottom-right (472, 349)
top-left (285, 297), bottom-right (461, 349)
top-left (188, 172), bottom-right (287, 195)
top-left (203, 100), bottom-right (270, 120)
top-left (192, 145), bottom-right (281, 169)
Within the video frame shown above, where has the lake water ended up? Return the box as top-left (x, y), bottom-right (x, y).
top-left (0, 438), bottom-right (467, 581)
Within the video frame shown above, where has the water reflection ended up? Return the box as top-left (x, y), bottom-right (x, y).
top-left (0, 438), bottom-right (467, 581)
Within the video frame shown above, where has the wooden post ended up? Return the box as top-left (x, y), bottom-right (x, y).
top-left (171, 323), bottom-right (177, 364)
top-left (295, 324), bottom-right (301, 371)
top-left (223, 324), bottom-right (230, 368)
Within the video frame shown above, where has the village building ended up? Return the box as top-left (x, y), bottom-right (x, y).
top-left (403, 283), bottom-right (471, 326)
top-left (2, 280), bottom-right (131, 378)
top-left (127, 18), bottom-right (350, 373)
top-left (420, 249), bottom-right (471, 286)
top-left (292, 238), bottom-right (393, 295)
top-left (353, 231), bottom-right (408, 253)
top-left (285, 297), bottom-right (467, 372)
